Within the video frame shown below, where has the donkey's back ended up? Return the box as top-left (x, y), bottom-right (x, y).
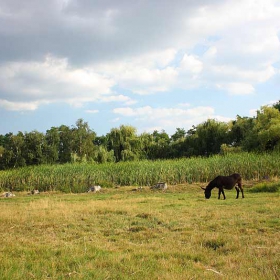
top-left (217, 173), bottom-right (242, 190)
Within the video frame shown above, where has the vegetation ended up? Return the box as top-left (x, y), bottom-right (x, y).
top-left (248, 182), bottom-right (280, 193)
top-left (0, 102), bottom-right (279, 279)
top-left (0, 186), bottom-right (279, 279)
top-left (0, 152), bottom-right (279, 193)
top-left (0, 101), bottom-right (280, 169)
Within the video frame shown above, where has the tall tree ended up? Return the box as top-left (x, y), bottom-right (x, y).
top-left (72, 119), bottom-right (96, 162)
top-left (171, 128), bottom-right (186, 142)
top-left (138, 132), bottom-right (154, 160)
top-left (58, 125), bottom-right (73, 163)
top-left (107, 125), bottom-right (139, 161)
top-left (272, 100), bottom-right (280, 112)
top-left (195, 119), bottom-right (229, 156)
top-left (229, 115), bottom-right (255, 147)
top-left (169, 128), bottom-right (187, 158)
top-left (254, 106), bottom-right (280, 151)
top-left (0, 132), bottom-right (26, 168)
top-left (149, 130), bottom-right (170, 159)
top-left (45, 127), bottom-right (60, 164)
top-left (23, 131), bottom-right (46, 165)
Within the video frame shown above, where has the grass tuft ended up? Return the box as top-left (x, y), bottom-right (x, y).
top-left (203, 239), bottom-right (226, 251)
top-left (248, 182), bottom-right (280, 193)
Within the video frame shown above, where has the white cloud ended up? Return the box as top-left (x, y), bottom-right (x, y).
top-left (133, 48), bottom-right (177, 69)
top-left (178, 102), bottom-right (191, 107)
top-left (113, 106), bottom-right (215, 119)
top-left (180, 54), bottom-right (203, 74)
top-left (0, 99), bottom-right (41, 111)
top-left (0, 55), bottom-right (115, 110)
top-left (100, 94), bottom-right (136, 105)
top-left (183, 0), bottom-right (280, 93)
top-left (209, 64), bottom-right (276, 86)
top-left (203, 46), bottom-right (217, 60)
top-left (94, 49), bottom-right (178, 95)
top-left (85, 109), bottom-right (99, 114)
top-left (120, 66), bottom-right (178, 95)
top-left (217, 83), bottom-right (255, 95)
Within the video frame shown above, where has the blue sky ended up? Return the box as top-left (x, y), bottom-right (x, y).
top-left (0, 0), bottom-right (279, 136)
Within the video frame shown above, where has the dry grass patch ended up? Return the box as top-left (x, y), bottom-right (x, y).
top-left (0, 184), bottom-right (279, 279)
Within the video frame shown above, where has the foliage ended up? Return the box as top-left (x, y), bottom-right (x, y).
top-left (194, 119), bottom-right (229, 156)
top-left (0, 152), bottom-right (279, 193)
top-left (0, 101), bottom-right (280, 169)
top-left (248, 182), bottom-right (280, 193)
top-left (107, 125), bottom-right (140, 162)
top-left (273, 100), bottom-right (280, 111)
top-left (254, 106), bottom-right (280, 151)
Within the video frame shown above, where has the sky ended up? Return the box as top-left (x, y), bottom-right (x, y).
top-left (0, 0), bottom-right (279, 136)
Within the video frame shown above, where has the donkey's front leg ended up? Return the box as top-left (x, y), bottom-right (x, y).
top-left (218, 188), bottom-right (226, 199)
top-left (218, 188), bottom-right (221, 199)
top-left (221, 188), bottom-right (226, 199)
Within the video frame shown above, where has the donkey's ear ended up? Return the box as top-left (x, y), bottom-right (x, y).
top-left (201, 187), bottom-right (206, 190)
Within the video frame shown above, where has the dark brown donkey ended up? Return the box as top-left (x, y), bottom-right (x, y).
top-left (201, 173), bottom-right (244, 199)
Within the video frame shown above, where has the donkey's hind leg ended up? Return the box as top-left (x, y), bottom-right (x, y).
top-left (235, 186), bottom-right (240, 199)
top-left (219, 188), bottom-right (226, 199)
top-left (238, 182), bottom-right (244, 198)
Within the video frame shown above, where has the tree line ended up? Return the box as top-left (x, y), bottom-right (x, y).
top-left (0, 101), bottom-right (279, 170)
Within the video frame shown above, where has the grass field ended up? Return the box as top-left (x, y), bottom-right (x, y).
top-left (0, 183), bottom-right (279, 279)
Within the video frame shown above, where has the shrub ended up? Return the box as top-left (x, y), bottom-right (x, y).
top-left (248, 182), bottom-right (280, 193)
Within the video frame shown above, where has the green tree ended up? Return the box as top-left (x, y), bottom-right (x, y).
top-left (229, 115), bottom-right (255, 148)
top-left (58, 125), bottom-right (73, 163)
top-left (0, 132), bottom-right (27, 168)
top-left (137, 132), bottom-right (154, 159)
top-left (254, 106), bottom-right (280, 151)
top-left (72, 119), bottom-right (96, 162)
top-left (171, 128), bottom-right (186, 142)
top-left (169, 128), bottom-right (187, 158)
top-left (94, 146), bottom-right (115, 163)
top-left (107, 125), bottom-right (139, 162)
top-left (149, 130), bottom-right (170, 159)
top-left (195, 119), bottom-right (229, 156)
top-left (23, 131), bottom-right (46, 165)
top-left (45, 127), bottom-right (60, 164)
top-left (272, 100), bottom-right (280, 112)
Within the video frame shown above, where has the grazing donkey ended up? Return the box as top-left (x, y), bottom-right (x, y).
top-left (201, 173), bottom-right (244, 199)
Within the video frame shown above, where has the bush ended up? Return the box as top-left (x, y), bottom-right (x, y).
top-left (248, 182), bottom-right (280, 193)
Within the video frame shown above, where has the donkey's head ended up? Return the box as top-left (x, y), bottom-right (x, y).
top-left (201, 186), bottom-right (211, 199)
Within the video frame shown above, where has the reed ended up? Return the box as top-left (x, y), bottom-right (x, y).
top-left (0, 152), bottom-right (279, 193)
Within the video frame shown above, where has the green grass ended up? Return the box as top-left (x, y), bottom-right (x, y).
top-left (1, 152), bottom-right (280, 193)
top-left (248, 182), bottom-right (280, 193)
top-left (0, 184), bottom-right (279, 279)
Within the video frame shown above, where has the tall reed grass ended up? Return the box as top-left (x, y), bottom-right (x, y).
top-left (0, 152), bottom-right (279, 193)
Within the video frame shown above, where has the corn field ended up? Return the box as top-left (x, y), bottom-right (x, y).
top-left (0, 152), bottom-right (279, 193)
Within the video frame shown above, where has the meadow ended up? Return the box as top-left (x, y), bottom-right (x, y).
top-left (0, 183), bottom-right (279, 279)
